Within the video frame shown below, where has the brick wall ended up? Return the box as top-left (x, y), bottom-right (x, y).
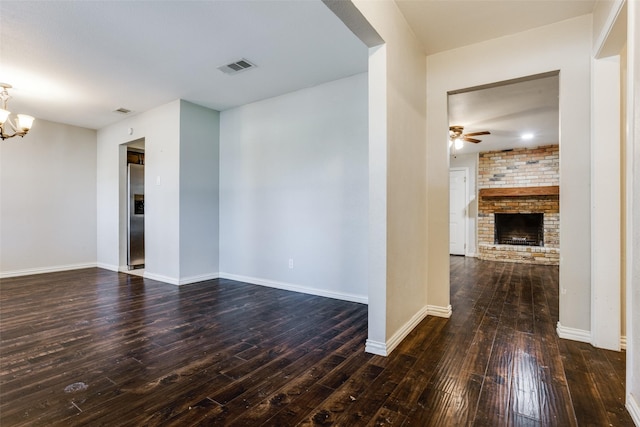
top-left (478, 145), bottom-right (559, 265)
top-left (478, 145), bottom-right (559, 188)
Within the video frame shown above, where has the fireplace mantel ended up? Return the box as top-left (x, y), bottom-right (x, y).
top-left (479, 185), bottom-right (559, 198)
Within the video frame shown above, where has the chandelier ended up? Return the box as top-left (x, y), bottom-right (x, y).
top-left (0, 83), bottom-right (34, 140)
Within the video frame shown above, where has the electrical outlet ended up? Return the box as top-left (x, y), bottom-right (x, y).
top-left (288, 258), bottom-right (294, 269)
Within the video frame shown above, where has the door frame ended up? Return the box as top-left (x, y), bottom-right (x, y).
top-left (118, 138), bottom-right (146, 272)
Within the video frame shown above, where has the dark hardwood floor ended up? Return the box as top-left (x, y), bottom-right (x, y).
top-left (0, 257), bottom-right (633, 426)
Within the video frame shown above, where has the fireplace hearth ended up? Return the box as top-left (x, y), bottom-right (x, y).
top-left (494, 213), bottom-right (544, 247)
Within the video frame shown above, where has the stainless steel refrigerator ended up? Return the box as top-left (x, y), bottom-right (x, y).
top-left (127, 163), bottom-right (145, 268)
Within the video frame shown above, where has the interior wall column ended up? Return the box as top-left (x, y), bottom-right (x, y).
top-left (590, 55), bottom-right (621, 350)
top-left (625, 0), bottom-right (640, 420)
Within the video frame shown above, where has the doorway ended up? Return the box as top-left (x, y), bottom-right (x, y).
top-left (447, 72), bottom-right (560, 263)
top-left (120, 138), bottom-right (145, 274)
top-left (127, 148), bottom-right (145, 269)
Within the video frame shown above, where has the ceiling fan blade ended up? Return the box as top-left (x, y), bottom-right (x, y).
top-left (464, 131), bottom-right (490, 137)
top-left (463, 137), bottom-right (482, 143)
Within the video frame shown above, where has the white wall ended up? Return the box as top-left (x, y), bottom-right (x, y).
top-left (219, 73), bottom-right (368, 303)
top-left (591, 0), bottom-right (628, 354)
top-left (179, 101), bottom-right (220, 283)
top-left (427, 15), bottom-right (593, 333)
top-left (98, 100), bottom-right (221, 285)
top-left (0, 119), bottom-right (97, 277)
top-left (591, 1), bottom-right (639, 420)
top-left (450, 153), bottom-right (478, 256)
top-left (97, 100), bottom-right (182, 282)
top-left (349, 0), bottom-right (430, 355)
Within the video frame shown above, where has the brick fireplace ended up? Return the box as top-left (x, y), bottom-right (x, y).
top-left (477, 145), bottom-right (559, 265)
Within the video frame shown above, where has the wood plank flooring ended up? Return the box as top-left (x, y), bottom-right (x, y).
top-left (0, 257), bottom-right (633, 426)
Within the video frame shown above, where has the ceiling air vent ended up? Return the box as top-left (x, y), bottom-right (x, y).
top-left (113, 107), bottom-right (132, 114)
top-left (217, 58), bottom-right (257, 75)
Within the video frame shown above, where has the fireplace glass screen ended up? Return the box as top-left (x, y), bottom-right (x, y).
top-left (494, 213), bottom-right (543, 246)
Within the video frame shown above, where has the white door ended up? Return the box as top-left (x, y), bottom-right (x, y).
top-left (450, 169), bottom-right (467, 255)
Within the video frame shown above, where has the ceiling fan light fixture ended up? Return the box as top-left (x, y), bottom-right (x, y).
top-left (449, 125), bottom-right (490, 146)
top-left (449, 125), bottom-right (464, 139)
top-left (521, 132), bottom-right (534, 140)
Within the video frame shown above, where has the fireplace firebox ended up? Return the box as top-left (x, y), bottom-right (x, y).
top-left (494, 213), bottom-right (544, 247)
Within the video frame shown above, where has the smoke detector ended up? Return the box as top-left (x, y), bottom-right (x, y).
top-left (217, 58), bottom-right (257, 75)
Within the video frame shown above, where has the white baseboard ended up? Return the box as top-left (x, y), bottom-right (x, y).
top-left (179, 273), bottom-right (219, 285)
top-left (365, 339), bottom-right (388, 356)
top-left (365, 305), bottom-right (431, 357)
top-left (218, 272), bottom-right (368, 304)
top-left (143, 272), bottom-right (179, 285)
top-left (427, 304), bottom-right (452, 318)
top-left (386, 305), bottom-right (430, 355)
top-left (140, 272), bottom-right (219, 286)
top-left (556, 323), bottom-right (628, 351)
top-left (627, 393), bottom-right (640, 426)
top-left (1, 262), bottom-right (97, 279)
top-left (465, 252), bottom-right (477, 258)
top-left (97, 262), bottom-right (120, 272)
top-left (556, 322), bottom-right (591, 343)
top-left (98, 265), bottom-right (219, 286)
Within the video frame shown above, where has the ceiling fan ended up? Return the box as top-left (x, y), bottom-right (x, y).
top-left (449, 125), bottom-right (490, 144)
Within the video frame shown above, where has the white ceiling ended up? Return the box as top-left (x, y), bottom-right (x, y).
top-left (395, 0), bottom-right (596, 56)
top-left (448, 73), bottom-right (560, 155)
top-left (1, 0), bottom-right (593, 143)
top-left (0, 0), bottom-right (368, 130)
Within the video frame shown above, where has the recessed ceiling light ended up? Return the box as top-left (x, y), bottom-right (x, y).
top-left (521, 133), bottom-right (534, 140)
